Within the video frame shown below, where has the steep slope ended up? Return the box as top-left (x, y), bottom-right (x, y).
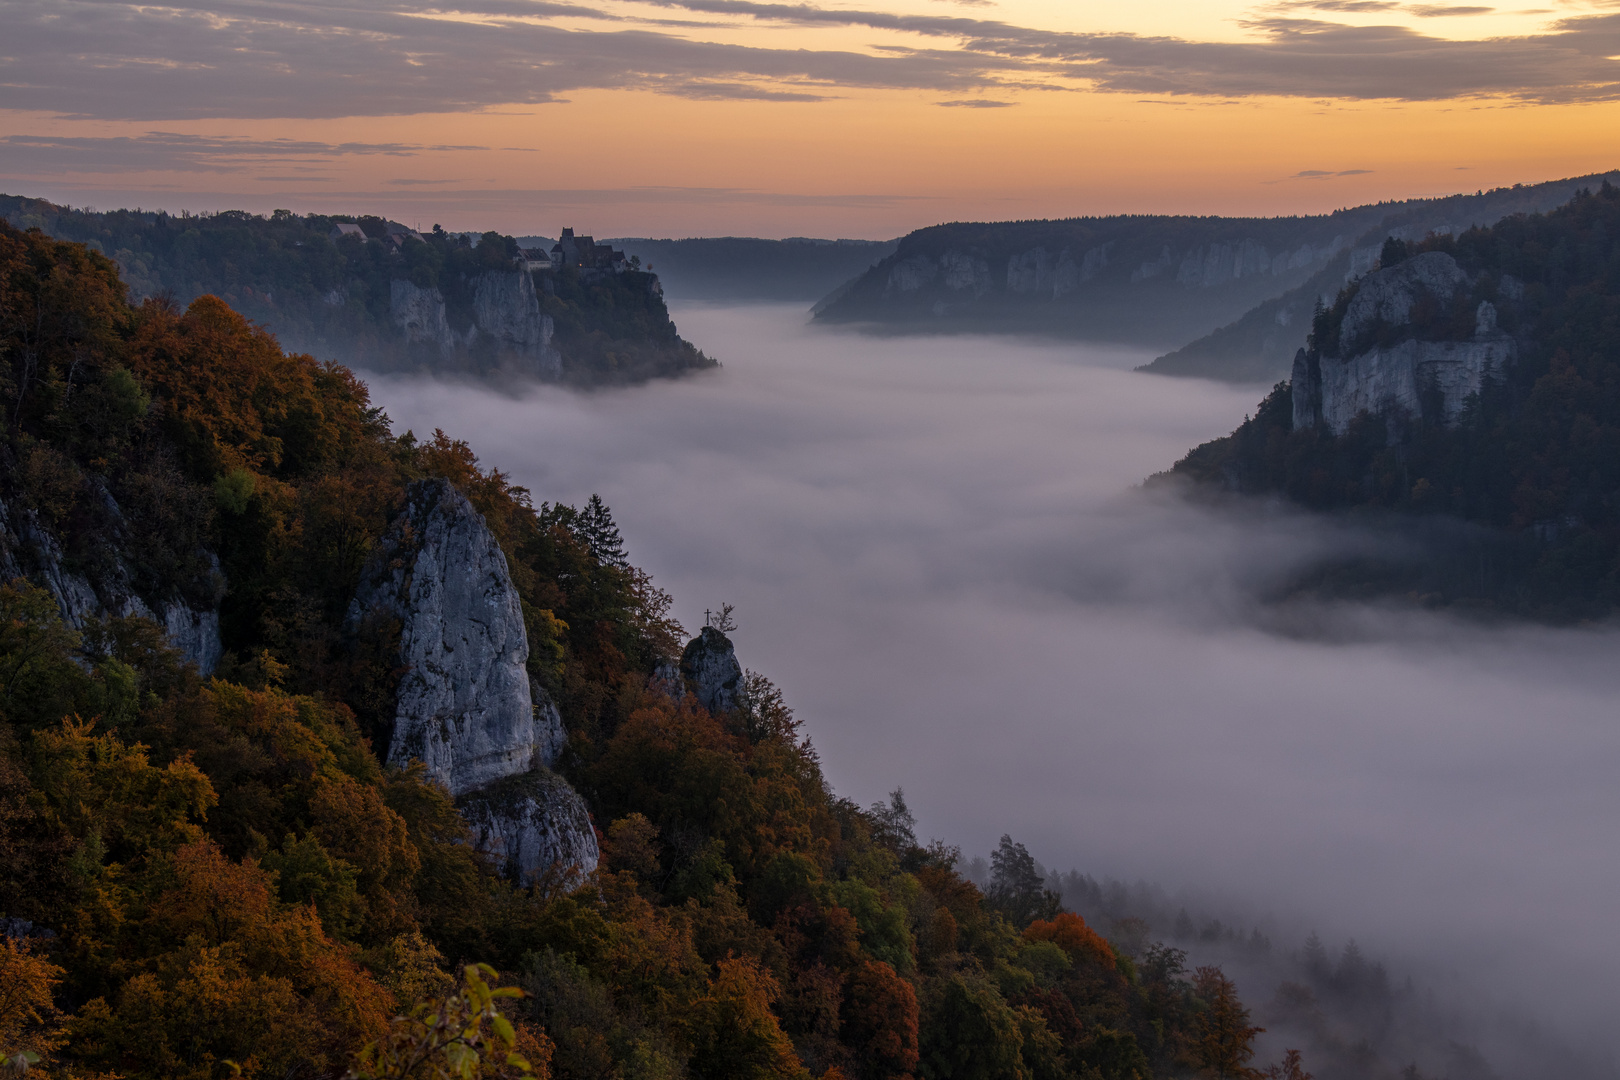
top-left (0, 197), bottom-right (713, 386)
top-left (1141, 172), bottom-right (1620, 382)
top-left (1167, 182), bottom-right (1620, 617)
top-left (813, 172), bottom-right (1619, 352)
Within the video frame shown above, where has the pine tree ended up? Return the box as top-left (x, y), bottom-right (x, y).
top-left (579, 494), bottom-right (627, 567)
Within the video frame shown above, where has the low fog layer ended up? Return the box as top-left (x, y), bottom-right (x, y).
top-left (360, 304), bottom-right (1620, 1070)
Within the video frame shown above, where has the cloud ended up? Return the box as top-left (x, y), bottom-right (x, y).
top-left (1280, 167), bottom-right (1376, 179)
top-left (1409, 3), bottom-right (1496, 14)
top-left (935, 97), bottom-right (1016, 106)
top-left (0, 132), bottom-right (487, 174)
top-left (0, 0), bottom-right (1616, 123)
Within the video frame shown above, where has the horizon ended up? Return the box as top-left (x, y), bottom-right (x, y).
top-left (6, 0), bottom-right (1620, 237)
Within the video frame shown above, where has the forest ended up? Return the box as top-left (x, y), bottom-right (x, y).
top-left (0, 196), bottom-right (710, 386)
top-left (0, 222), bottom-right (1296, 1079)
top-left (1167, 182), bottom-right (1620, 619)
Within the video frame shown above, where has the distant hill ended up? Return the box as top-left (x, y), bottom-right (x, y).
top-left (602, 236), bottom-right (898, 301)
top-left (811, 173), bottom-right (1620, 355)
top-left (1166, 182), bottom-right (1620, 619)
top-left (0, 196), bottom-right (712, 386)
top-left (1140, 171), bottom-right (1620, 383)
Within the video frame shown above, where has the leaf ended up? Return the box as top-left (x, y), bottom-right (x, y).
top-left (491, 1015), bottom-right (515, 1047)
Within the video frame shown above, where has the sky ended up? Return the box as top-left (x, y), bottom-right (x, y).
top-left (3, 0), bottom-right (1619, 236)
top-left (363, 303), bottom-right (1620, 1070)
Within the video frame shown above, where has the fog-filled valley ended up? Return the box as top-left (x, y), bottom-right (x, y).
top-left (359, 303), bottom-right (1620, 1080)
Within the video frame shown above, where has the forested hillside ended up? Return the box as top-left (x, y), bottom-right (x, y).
top-left (1167, 183), bottom-right (1620, 619)
top-left (813, 172), bottom-right (1616, 355)
top-left (0, 222), bottom-right (1288, 1079)
top-left (0, 196), bottom-right (711, 386)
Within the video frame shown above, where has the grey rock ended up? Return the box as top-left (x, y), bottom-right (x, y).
top-left (1291, 348), bottom-right (1321, 431)
top-left (471, 270), bottom-right (561, 379)
top-left (459, 768), bottom-right (600, 888)
top-left (886, 255), bottom-right (937, 293)
top-left (940, 251), bottom-right (992, 294)
top-left (1317, 338), bottom-right (1512, 435)
top-left (349, 478), bottom-right (554, 796)
top-left (390, 279), bottom-right (454, 354)
top-left (679, 626), bottom-right (742, 714)
top-left (0, 495), bottom-right (222, 674)
top-left (1337, 251), bottom-right (1470, 356)
top-left (1006, 248), bottom-right (1052, 295)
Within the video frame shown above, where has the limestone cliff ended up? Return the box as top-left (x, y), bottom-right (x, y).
top-left (388, 271), bottom-right (560, 380)
top-left (348, 477), bottom-right (593, 883)
top-left (1291, 252), bottom-right (1514, 435)
top-left (679, 626), bottom-right (742, 714)
top-left (0, 493), bottom-right (222, 673)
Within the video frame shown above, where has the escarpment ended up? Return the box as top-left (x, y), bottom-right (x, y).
top-left (1291, 252), bottom-right (1515, 435)
top-left (390, 271), bottom-right (560, 380)
top-left (349, 478), bottom-right (596, 883)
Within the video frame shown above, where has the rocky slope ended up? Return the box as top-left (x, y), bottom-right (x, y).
top-left (0, 492), bottom-right (222, 673)
top-left (1291, 253), bottom-right (1515, 434)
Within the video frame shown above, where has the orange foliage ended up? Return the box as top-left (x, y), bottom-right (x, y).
top-left (1023, 912), bottom-right (1116, 972)
top-left (840, 959), bottom-right (919, 1080)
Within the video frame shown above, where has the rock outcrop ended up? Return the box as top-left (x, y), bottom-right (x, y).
top-left (0, 494), bottom-right (222, 673)
top-left (1292, 252), bottom-right (1513, 435)
top-left (471, 270), bottom-right (559, 378)
top-left (390, 279), bottom-right (455, 355)
top-left (389, 271), bottom-right (560, 380)
top-left (349, 479), bottom-right (559, 795)
top-left (348, 477), bottom-right (592, 882)
top-left (459, 769), bottom-right (601, 888)
top-left (679, 627), bottom-right (742, 713)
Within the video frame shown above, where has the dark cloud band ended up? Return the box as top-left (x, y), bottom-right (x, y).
top-left (1, 0), bottom-right (1617, 121)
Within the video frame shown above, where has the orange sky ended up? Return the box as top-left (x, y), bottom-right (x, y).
top-left (3, 0), bottom-right (1618, 236)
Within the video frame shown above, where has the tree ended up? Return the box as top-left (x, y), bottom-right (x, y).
top-left (1264, 1049), bottom-right (1313, 1080)
top-left (917, 976), bottom-right (1027, 1080)
top-left (986, 836), bottom-right (1060, 929)
top-left (348, 963), bottom-right (547, 1080)
top-left (1193, 967), bottom-right (1264, 1080)
top-left (579, 495), bottom-right (627, 568)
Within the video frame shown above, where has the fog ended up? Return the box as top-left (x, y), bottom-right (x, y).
top-left (359, 304), bottom-right (1620, 1074)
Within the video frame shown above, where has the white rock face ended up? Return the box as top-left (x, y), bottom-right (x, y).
top-left (0, 496), bottom-right (222, 673)
top-left (390, 280), bottom-right (455, 353)
top-left (940, 251), bottom-right (992, 294)
top-left (1337, 252), bottom-right (1470, 356)
top-left (680, 627), bottom-right (742, 714)
top-left (1294, 250), bottom-right (1514, 435)
top-left (349, 478), bottom-right (594, 883)
top-left (887, 256), bottom-right (937, 293)
top-left (1318, 336), bottom-right (1513, 435)
top-left (390, 273), bottom-right (560, 379)
top-left (349, 478), bottom-right (560, 796)
top-left (1006, 248), bottom-right (1052, 294)
top-left (472, 270), bottom-right (560, 379)
top-left (459, 769), bottom-right (600, 888)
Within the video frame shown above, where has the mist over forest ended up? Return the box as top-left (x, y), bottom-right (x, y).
top-left (356, 302), bottom-right (1620, 1080)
